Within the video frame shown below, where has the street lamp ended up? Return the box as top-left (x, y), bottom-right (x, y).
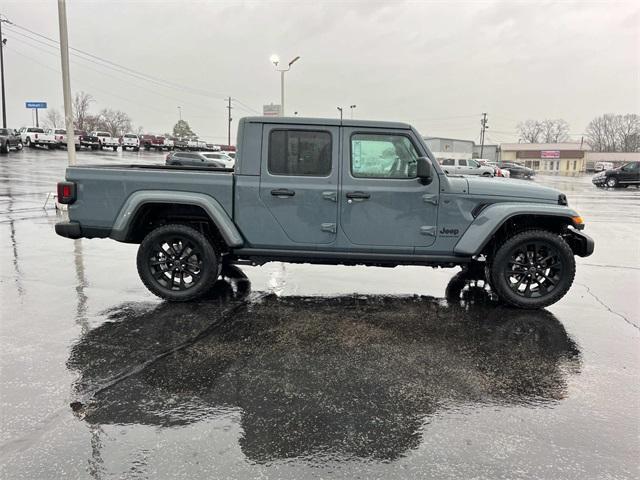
top-left (337, 106), bottom-right (343, 121)
top-left (270, 54), bottom-right (300, 116)
top-left (177, 106), bottom-right (182, 121)
top-left (349, 104), bottom-right (357, 119)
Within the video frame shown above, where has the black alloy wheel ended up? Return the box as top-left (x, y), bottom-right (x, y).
top-left (490, 230), bottom-right (575, 309)
top-left (137, 224), bottom-right (219, 301)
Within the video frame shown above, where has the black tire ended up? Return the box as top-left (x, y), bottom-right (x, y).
top-left (25, 137), bottom-right (32, 147)
top-left (606, 176), bottom-right (618, 188)
top-left (0, 142), bottom-right (8, 154)
top-left (112, 146), bottom-right (118, 151)
top-left (91, 145), bottom-right (98, 151)
top-left (137, 224), bottom-right (219, 302)
top-left (134, 147), bottom-right (139, 152)
top-left (16, 142), bottom-right (23, 151)
top-left (489, 229), bottom-right (575, 309)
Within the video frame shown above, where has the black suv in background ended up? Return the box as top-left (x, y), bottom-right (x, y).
top-left (0, 128), bottom-right (23, 153)
top-left (498, 162), bottom-right (535, 179)
top-left (592, 161), bottom-right (640, 188)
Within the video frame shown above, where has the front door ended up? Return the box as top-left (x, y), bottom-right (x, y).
top-left (339, 128), bottom-right (439, 253)
top-left (619, 162), bottom-right (640, 184)
top-left (259, 123), bottom-right (340, 245)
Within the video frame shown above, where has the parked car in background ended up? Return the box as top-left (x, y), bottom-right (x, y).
top-left (594, 161), bottom-right (614, 172)
top-left (174, 138), bottom-right (189, 150)
top-left (498, 162), bottom-right (535, 179)
top-left (0, 128), bottom-right (23, 153)
top-left (79, 131), bottom-right (100, 150)
top-left (152, 136), bottom-right (174, 151)
top-left (438, 158), bottom-right (494, 176)
top-left (92, 131), bottom-right (120, 151)
top-left (165, 151), bottom-right (234, 168)
top-left (139, 134), bottom-right (157, 151)
top-left (592, 161), bottom-right (640, 188)
top-left (121, 133), bottom-right (140, 151)
top-left (45, 128), bottom-right (67, 148)
top-left (19, 127), bottom-right (57, 149)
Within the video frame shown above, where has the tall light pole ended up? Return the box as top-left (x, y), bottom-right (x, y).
top-left (0, 15), bottom-right (10, 129)
top-left (349, 104), bottom-right (357, 119)
top-left (57, 0), bottom-right (76, 166)
top-left (177, 106), bottom-right (182, 121)
top-left (337, 106), bottom-right (343, 121)
top-left (270, 54), bottom-right (300, 116)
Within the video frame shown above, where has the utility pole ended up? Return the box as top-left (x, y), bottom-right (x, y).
top-left (0, 14), bottom-right (9, 128)
top-left (226, 97), bottom-right (232, 146)
top-left (57, 0), bottom-right (76, 165)
top-left (479, 112), bottom-right (488, 159)
top-left (177, 106), bottom-right (182, 121)
top-left (337, 106), bottom-right (343, 121)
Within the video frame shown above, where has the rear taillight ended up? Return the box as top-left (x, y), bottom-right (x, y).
top-left (57, 181), bottom-right (76, 204)
top-left (35, 133), bottom-right (39, 139)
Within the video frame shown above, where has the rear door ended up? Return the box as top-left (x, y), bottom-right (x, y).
top-left (259, 123), bottom-right (339, 245)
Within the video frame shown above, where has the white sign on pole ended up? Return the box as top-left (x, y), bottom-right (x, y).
top-left (263, 104), bottom-right (281, 116)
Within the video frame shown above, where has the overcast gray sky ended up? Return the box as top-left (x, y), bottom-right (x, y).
top-left (1, 0), bottom-right (638, 143)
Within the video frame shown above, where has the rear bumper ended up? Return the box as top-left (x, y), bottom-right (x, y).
top-left (55, 221), bottom-right (82, 239)
top-left (565, 229), bottom-right (594, 257)
top-left (55, 221), bottom-right (111, 240)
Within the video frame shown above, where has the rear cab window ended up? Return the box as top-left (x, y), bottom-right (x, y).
top-left (268, 129), bottom-right (332, 176)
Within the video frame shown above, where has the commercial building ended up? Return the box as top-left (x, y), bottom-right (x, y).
top-left (500, 143), bottom-right (589, 175)
top-left (423, 137), bottom-right (474, 161)
top-left (473, 144), bottom-right (499, 162)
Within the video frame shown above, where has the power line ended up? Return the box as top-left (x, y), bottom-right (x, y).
top-left (5, 21), bottom-right (261, 113)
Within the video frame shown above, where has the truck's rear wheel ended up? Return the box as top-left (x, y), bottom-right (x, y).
top-left (137, 224), bottom-right (219, 302)
top-left (489, 229), bottom-right (575, 309)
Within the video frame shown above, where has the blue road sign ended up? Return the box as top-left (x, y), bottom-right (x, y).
top-left (25, 102), bottom-right (47, 109)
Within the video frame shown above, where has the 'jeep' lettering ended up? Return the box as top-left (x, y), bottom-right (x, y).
top-left (439, 227), bottom-right (460, 236)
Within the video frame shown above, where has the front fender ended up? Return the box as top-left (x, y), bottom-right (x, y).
top-left (453, 203), bottom-right (580, 256)
top-left (110, 190), bottom-right (244, 247)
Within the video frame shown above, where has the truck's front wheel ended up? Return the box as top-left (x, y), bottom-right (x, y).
top-left (489, 229), bottom-right (575, 309)
top-left (137, 224), bottom-right (219, 302)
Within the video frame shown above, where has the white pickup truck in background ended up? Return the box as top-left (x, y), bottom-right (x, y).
top-left (92, 131), bottom-right (121, 151)
top-left (19, 127), bottom-right (57, 149)
top-left (121, 133), bottom-right (140, 151)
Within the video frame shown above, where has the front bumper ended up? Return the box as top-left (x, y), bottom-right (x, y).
top-left (592, 175), bottom-right (606, 185)
top-left (565, 228), bottom-right (595, 257)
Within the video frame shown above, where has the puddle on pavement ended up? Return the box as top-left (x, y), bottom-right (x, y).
top-left (67, 270), bottom-right (580, 463)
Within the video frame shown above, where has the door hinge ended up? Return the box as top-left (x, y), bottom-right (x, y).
top-left (321, 223), bottom-right (337, 233)
top-left (420, 226), bottom-right (436, 237)
top-left (422, 194), bottom-right (438, 205)
top-left (322, 191), bottom-right (337, 202)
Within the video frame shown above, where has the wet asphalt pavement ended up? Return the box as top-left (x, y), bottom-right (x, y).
top-left (1, 148), bottom-right (639, 479)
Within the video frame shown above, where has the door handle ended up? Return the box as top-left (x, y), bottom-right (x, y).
top-left (271, 188), bottom-right (295, 197)
top-left (346, 191), bottom-right (370, 200)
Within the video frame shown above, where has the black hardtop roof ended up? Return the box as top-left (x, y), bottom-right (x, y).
top-left (241, 116), bottom-right (412, 129)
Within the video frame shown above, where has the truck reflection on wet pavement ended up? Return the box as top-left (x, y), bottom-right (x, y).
top-left (68, 272), bottom-right (580, 463)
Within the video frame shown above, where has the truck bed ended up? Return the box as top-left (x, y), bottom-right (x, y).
top-left (65, 164), bottom-right (235, 234)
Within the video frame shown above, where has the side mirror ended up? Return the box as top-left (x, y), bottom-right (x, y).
top-left (416, 157), bottom-right (432, 183)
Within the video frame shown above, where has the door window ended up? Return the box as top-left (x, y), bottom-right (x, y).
top-left (351, 133), bottom-right (419, 178)
top-left (458, 159), bottom-right (467, 166)
top-left (440, 158), bottom-right (455, 166)
top-left (268, 130), bottom-right (331, 176)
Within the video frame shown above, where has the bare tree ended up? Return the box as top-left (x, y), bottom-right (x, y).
top-left (73, 91), bottom-right (94, 131)
top-left (516, 120), bottom-right (543, 143)
top-left (586, 114), bottom-right (640, 152)
top-left (95, 109), bottom-right (132, 137)
top-left (43, 109), bottom-right (63, 129)
top-left (540, 119), bottom-right (570, 143)
top-left (517, 119), bottom-right (570, 143)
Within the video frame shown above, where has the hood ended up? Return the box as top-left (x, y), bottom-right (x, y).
top-left (465, 176), bottom-right (562, 203)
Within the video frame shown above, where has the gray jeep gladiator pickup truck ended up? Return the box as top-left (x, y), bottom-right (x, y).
top-left (55, 117), bottom-right (593, 308)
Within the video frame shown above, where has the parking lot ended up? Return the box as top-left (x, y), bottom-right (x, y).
top-left (1, 148), bottom-right (639, 479)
